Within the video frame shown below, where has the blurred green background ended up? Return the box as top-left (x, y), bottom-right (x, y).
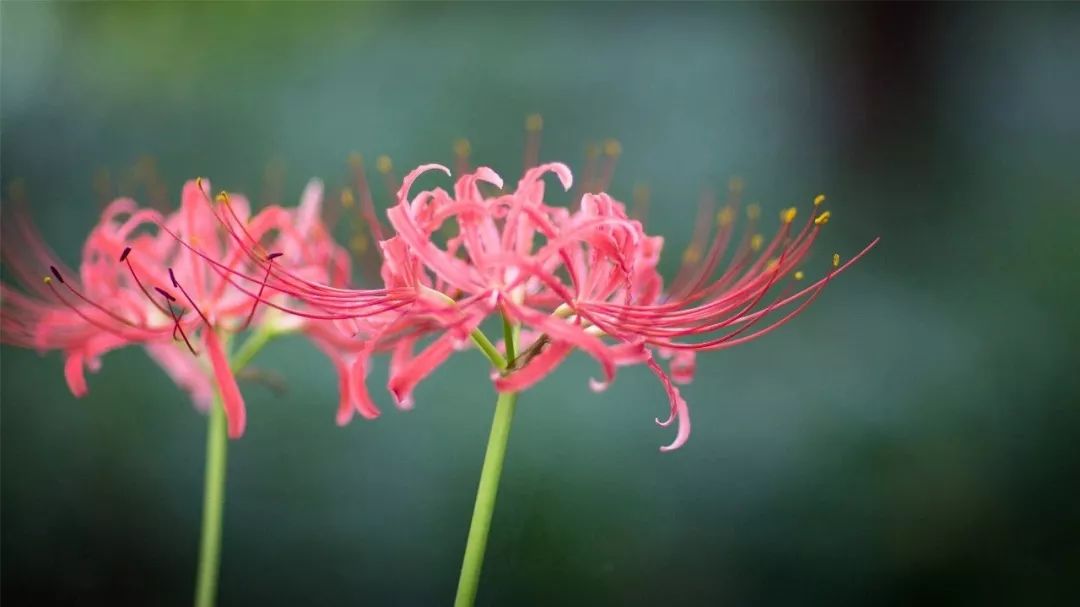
top-left (3, 2), bottom-right (1079, 605)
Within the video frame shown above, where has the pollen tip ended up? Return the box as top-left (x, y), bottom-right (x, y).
top-left (43, 275), bottom-right (52, 284)
top-left (602, 139), bottom-right (622, 157)
top-left (453, 138), bottom-right (471, 157)
top-left (814, 210), bottom-right (831, 226)
top-left (347, 152), bottom-right (364, 169)
top-left (585, 142), bottom-right (601, 158)
top-left (525, 113), bottom-right (543, 132)
top-left (728, 176), bottom-right (745, 194)
top-left (119, 247), bottom-right (132, 262)
top-left (832, 253), bottom-right (840, 268)
top-left (746, 204), bottom-right (761, 221)
top-left (682, 247), bottom-right (702, 264)
top-left (780, 207), bottom-right (798, 224)
top-left (794, 270), bottom-right (805, 280)
top-left (215, 191), bottom-right (229, 204)
top-left (376, 155), bottom-right (393, 174)
top-left (168, 268), bottom-right (179, 287)
top-left (340, 187), bottom-right (355, 208)
top-left (750, 234), bottom-right (764, 252)
top-left (349, 234), bottom-right (369, 254)
top-left (814, 193), bottom-right (826, 206)
top-left (766, 258), bottom-right (780, 272)
top-left (49, 266), bottom-right (64, 283)
top-left (716, 206), bottom-right (735, 227)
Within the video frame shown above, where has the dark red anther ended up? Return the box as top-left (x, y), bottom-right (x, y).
top-left (119, 247), bottom-right (131, 262)
top-left (153, 286), bottom-right (176, 302)
top-left (168, 268), bottom-right (179, 288)
top-left (267, 252), bottom-right (283, 260)
top-left (49, 266), bottom-right (64, 284)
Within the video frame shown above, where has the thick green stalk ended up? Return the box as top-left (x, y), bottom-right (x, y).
top-left (193, 327), bottom-right (275, 607)
top-left (454, 322), bottom-right (519, 607)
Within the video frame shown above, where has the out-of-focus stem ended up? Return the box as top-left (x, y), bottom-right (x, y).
top-left (193, 326), bottom-right (275, 607)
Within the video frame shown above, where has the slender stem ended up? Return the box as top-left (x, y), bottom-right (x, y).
top-left (230, 326), bottom-right (277, 371)
top-left (470, 329), bottom-right (507, 371)
top-left (501, 314), bottom-right (517, 364)
top-left (193, 326), bottom-right (276, 607)
top-left (194, 393), bottom-right (228, 607)
top-left (455, 389), bottom-right (518, 607)
top-left (454, 320), bottom-right (519, 607)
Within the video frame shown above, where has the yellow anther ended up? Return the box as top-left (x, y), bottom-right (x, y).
top-left (728, 176), bottom-right (744, 194)
top-left (814, 193), bottom-right (826, 206)
top-left (682, 247), bottom-right (702, 264)
top-left (453, 138), bottom-right (471, 157)
top-left (525, 114), bottom-right (543, 132)
top-left (348, 152), bottom-right (364, 169)
top-left (43, 276), bottom-right (52, 284)
top-left (603, 139), bottom-right (622, 157)
top-left (215, 191), bottom-right (229, 204)
top-left (746, 204), bottom-right (761, 221)
top-left (814, 211), bottom-right (831, 225)
top-left (6, 178), bottom-right (27, 201)
top-left (794, 270), bottom-right (805, 281)
top-left (340, 188), bottom-right (355, 208)
top-left (765, 258), bottom-right (780, 272)
top-left (780, 207), bottom-right (798, 224)
top-left (716, 206), bottom-right (735, 227)
top-left (195, 177), bottom-right (204, 191)
top-left (585, 142), bottom-right (600, 159)
top-left (832, 253), bottom-right (840, 268)
top-left (349, 234), bottom-right (369, 254)
top-left (376, 155), bottom-right (393, 174)
top-left (750, 233), bottom-right (764, 252)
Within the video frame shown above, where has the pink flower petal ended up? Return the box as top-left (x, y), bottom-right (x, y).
top-left (204, 330), bottom-right (246, 438)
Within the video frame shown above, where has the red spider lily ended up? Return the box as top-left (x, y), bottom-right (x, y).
top-left (199, 140), bottom-right (876, 449)
top-left (1, 178), bottom-right (356, 437)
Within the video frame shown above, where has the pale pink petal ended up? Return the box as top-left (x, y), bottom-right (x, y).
top-left (348, 356), bottom-right (381, 420)
top-left (387, 330), bottom-right (460, 410)
top-left (296, 179), bottom-right (324, 235)
top-left (204, 330), bottom-right (246, 438)
top-left (145, 342), bottom-right (215, 411)
top-left (63, 352), bottom-right (88, 397)
top-left (647, 357), bottom-right (691, 452)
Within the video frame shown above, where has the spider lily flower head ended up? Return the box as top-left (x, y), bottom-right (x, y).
top-left (0, 178), bottom-right (353, 437)
top-left (546, 186), bottom-right (879, 450)
top-left (189, 118), bottom-right (878, 450)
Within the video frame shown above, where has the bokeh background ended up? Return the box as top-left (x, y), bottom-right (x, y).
top-left (3, 2), bottom-right (1079, 605)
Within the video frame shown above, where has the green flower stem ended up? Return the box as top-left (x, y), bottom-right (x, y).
top-left (194, 327), bottom-right (276, 607)
top-left (454, 320), bottom-right (519, 607)
top-left (194, 391), bottom-right (228, 607)
top-left (470, 329), bottom-right (508, 372)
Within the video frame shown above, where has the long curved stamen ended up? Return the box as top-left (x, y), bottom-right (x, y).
top-left (240, 252), bottom-right (281, 331)
top-left (169, 268), bottom-right (211, 328)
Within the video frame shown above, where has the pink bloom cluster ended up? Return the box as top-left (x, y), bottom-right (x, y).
top-left (2, 133), bottom-right (877, 451)
top-left (1, 179), bottom-right (353, 438)
top-left (184, 158), bottom-right (876, 451)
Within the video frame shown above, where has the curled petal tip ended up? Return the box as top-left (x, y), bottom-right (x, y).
top-left (588, 377), bottom-right (610, 393)
top-left (474, 166), bottom-right (504, 190)
top-left (390, 388), bottom-right (415, 411)
top-left (64, 354), bottom-right (88, 398)
top-left (550, 162), bottom-right (574, 190)
top-left (335, 409), bottom-right (353, 427)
